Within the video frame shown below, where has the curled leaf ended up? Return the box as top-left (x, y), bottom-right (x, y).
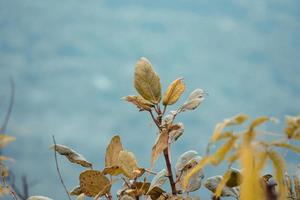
top-left (50, 144), bottom-right (92, 168)
top-left (163, 78), bottom-right (185, 105)
top-left (134, 57), bottom-right (161, 103)
top-left (151, 130), bottom-right (169, 165)
top-left (79, 170), bottom-right (111, 197)
top-left (123, 95), bottom-right (154, 111)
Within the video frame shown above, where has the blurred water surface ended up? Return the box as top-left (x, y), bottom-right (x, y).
top-left (0, 0), bottom-right (300, 199)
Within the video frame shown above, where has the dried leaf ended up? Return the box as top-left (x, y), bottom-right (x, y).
top-left (181, 98), bottom-right (203, 111)
top-left (151, 131), bottom-right (169, 165)
top-left (103, 166), bottom-right (124, 176)
top-left (148, 169), bottom-right (167, 194)
top-left (118, 150), bottom-right (144, 179)
top-left (163, 78), bottom-right (185, 105)
top-left (70, 186), bottom-right (83, 196)
top-left (50, 144), bottom-right (92, 168)
top-left (123, 95), bottom-right (154, 111)
top-left (211, 114), bottom-right (248, 143)
top-left (134, 57), bottom-right (161, 103)
top-left (120, 195), bottom-right (136, 200)
top-left (0, 134), bottom-right (15, 148)
top-left (105, 135), bottom-right (123, 167)
top-left (268, 150), bottom-right (287, 200)
top-left (169, 123), bottom-right (184, 143)
top-left (27, 196), bottom-right (54, 200)
top-left (147, 186), bottom-right (165, 200)
top-left (79, 170), bottom-right (111, 197)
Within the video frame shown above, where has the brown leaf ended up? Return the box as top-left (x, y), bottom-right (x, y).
top-left (79, 170), bottom-right (111, 197)
top-left (118, 150), bottom-right (144, 179)
top-left (151, 131), bottom-right (169, 165)
top-left (105, 135), bottom-right (123, 167)
top-left (134, 57), bottom-right (161, 104)
top-left (123, 95), bottom-right (154, 111)
top-left (163, 78), bottom-right (185, 106)
top-left (102, 166), bottom-right (124, 176)
top-left (50, 144), bottom-right (92, 168)
top-left (169, 123), bottom-right (184, 143)
top-left (70, 186), bottom-right (83, 196)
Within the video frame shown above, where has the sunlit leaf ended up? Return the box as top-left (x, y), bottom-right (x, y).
top-left (105, 135), bottom-right (123, 167)
top-left (151, 130), bottom-right (169, 165)
top-left (118, 150), bottom-right (144, 179)
top-left (50, 144), bottom-right (92, 168)
top-left (134, 57), bottom-right (161, 103)
top-left (163, 78), bottom-right (185, 105)
top-left (79, 170), bottom-right (111, 197)
top-left (0, 134), bottom-right (15, 148)
top-left (123, 95), bottom-right (154, 111)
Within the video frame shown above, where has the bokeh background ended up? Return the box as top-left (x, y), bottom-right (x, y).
top-left (1, 0), bottom-right (300, 199)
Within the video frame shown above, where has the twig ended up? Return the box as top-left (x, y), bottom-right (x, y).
top-left (149, 110), bottom-right (160, 129)
top-left (52, 135), bottom-right (72, 200)
top-left (0, 77), bottom-right (15, 133)
top-left (144, 169), bottom-right (157, 175)
top-left (163, 147), bottom-right (177, 195)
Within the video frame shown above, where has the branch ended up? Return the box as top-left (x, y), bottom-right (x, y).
top-left (163, 147), bottom-right (177, 195)
top-left (52, 135), bottom-right (72, 200)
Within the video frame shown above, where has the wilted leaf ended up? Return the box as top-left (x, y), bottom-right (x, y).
top-left (50, 144), bottom-right (92, 168)
top-left (123, 95), bottom-right (154, 111)
top-left (70, 186), bottom-right (83, 196)
top-left (163, 78), bottom-right (185, 106)
top-left (211, 114), bottom-right (248, 143)
top-left (204, 176), bottom-right (239, 198)
top-left (79, 170), bottom-right (111, 197)
top-left (134, 57), bottom-right (161, 103)
top-left (118, 150), bottom-right (144, 179)
top-left (0, 134), bottom-right (15, 148)
top-left (151, 131), bottom-right (169, 165)
top-left (169, 123), bottom-right (184, 143)
top-left (148, 169), bottom-right (167, 194)
top-left (105, 135), bottom-right (123, 167)
top-left (147, 186), bottom-right (165, 200)
top-left (27, 196), bottom-right (54, 200)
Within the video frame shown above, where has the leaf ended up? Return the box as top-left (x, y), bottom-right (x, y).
top-left (50, 144), bottom-right (92, 168)
top-left (210, 136), bottom-right (238, 165)
top-left (180, 89), bottom-right (205, 111)
top-left (163, 78), bottom-right (185, 105)
top-left (183, 156), bottom-right (211, 190)
top-left (215, 170), bottom-right (232, 198)
top-left (211, 114), bottom-right (248, 143)
top-left (175, 150), bottom-right (201, 174)
top-left (123, 95), bottom-right (154, 111)
top-left (147, 186), bottom-right (165, 200)
top-left (76, 193), bottom-right (85, 200)
top-left (293, 175), bottom-right (300, 200)
top-left (249, 116), bottom-right (269, 131)
top-left (169, 123), bottom-right (184, 143)
top-left (27, 196), bottom-right (54, 200)
top-left (147, 169), bottom-right (167, 194)
top-left (105, 135), bottom-right (123, 167)
top-left (120, 195), bottom-right (136, 200)
top-left (151, 130), bottom-right (169, 165)
top-left (130, 182), bottom-right (151, 196)
top-left (204, 176), bottom-right (239, 198)
top-left (79, 170), bottom-right (111, 197)
top-left (225, 168), bottom-right (242, 187)
top-left (268, 150), bottom-right (287, 200)
top-left (70, 186), bottom-right (83, 196)
top-left (134, 57), bottom-right (161, 103)
top-left (285, 115), bottom-right (300, 139)
top-left (118, 150), bottom-right (144, 179)
top-left (271, 141), bottom-right (300, 154)
top-left (102, 166), bottom-right (124, 176)
top-left (0, 134), bottom-right (15, 148)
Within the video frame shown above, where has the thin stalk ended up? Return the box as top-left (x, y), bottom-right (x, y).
top-left (163, 147), bottom-right (177, 195)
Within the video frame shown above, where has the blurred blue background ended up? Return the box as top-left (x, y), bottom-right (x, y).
top-left (1, 0), bottom-right (300, 199)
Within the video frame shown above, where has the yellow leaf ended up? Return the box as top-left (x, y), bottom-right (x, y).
top-left (249, 116), bottom-right (269, 131)
top-left (102, 166), bottom-right (124, 176)
top-left (105, 135), bottom-right (123, 167)
top-left (79, 170), bottom-right (110, 197)
top-left (211, 136), bottom-right (238, 165)
top-left (162, 78), bottom-right (185, 105)
top-left (183, 156), bottom-right (211, 190)
top-left (123, 95), bottom-right (154, 111)
top-left (134, 57), bottom-right (161, 104)
top-left (271, 141), bottom-right (300, 154)
top-left (118, 150), bottom-right (144, 179)
top-left (151, 131), bottom-right (169, 165)
top-left (268, 150), bottom-right (287, 200)
top-left (0, 134), bottom-right (15, 148)
top-left (50, 144), bottom-right (92, 168)
top-left (215, 170), bottom-right (232, 197)
top-left (211, 114), bottom-right (248, 143)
